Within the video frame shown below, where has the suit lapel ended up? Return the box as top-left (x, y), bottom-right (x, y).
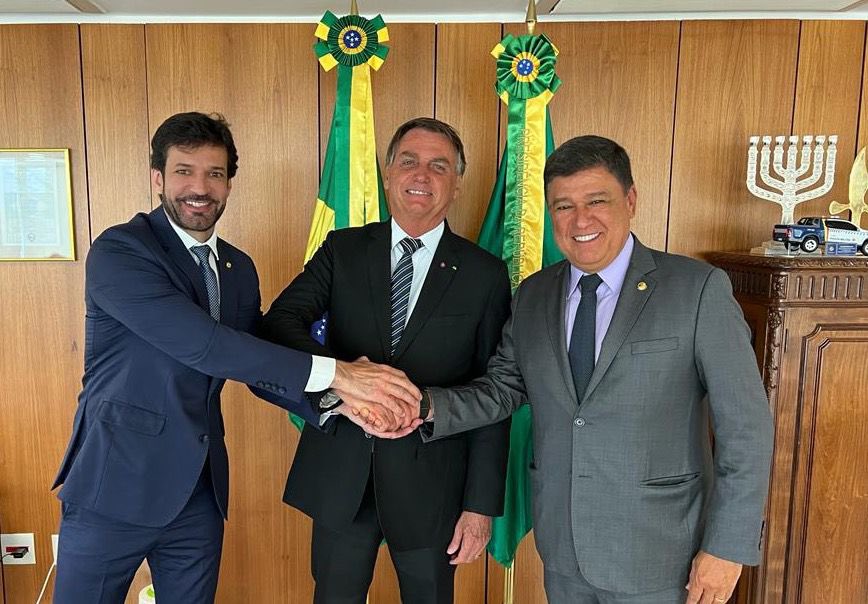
top-left (148, 207), bottom-right (210, 315)
top-left (392, 225), bottom-right (459, 360)
top-left (583, 239), bottom-right (657, 401)
top-left (544, 261), bottom-right (581, 413)
top-left (366, 223), bottom-right (394, 362)
top-left (216, 240), bottom-right (239, 328)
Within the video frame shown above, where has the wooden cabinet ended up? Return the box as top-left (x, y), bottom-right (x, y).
top-left (707, 252), bottom-right (868, 604)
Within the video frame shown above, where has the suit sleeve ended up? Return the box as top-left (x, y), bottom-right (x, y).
top-left (87, 230), bottom-right (319, 424)
top-left (260, 232), bottom-right (334, 357)
top-left (423, 277), bottom-right (529, 442)
top-left (695, 268), bottom-right (774, 565)
top-left (460, 262), bottom-right (513, 516)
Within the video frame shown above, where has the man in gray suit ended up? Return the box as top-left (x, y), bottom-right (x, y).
top-left (392, 135), bottom-right (773, 603)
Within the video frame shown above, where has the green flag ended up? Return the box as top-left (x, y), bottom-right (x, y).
top-left (481, 32), bottom-right (563, 568)
top-left (291, 10), bottom-right (390, 431)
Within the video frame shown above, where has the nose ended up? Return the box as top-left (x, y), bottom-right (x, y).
top-left (412, 167), bottom-right (431, 182)
top-left (188, 172), bottom-right (209, 195)
top-left (573, 204), bottom-right (594, 227)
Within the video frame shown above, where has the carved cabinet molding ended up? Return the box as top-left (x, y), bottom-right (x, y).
top-left (707, 252), bottom-right (868, 604)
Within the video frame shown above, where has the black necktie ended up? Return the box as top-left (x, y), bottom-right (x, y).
top-left (568, 273), bottom-right (602, 403)
top-left (191, 245), bottom-right (220, 321)
top-left (389, 237), bottom-right (423, 356)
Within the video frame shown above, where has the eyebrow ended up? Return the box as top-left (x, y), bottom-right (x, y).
top-left (171, 162), bottom-right (225, 172)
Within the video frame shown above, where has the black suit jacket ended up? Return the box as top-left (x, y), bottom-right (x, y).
top-left (262, 220), bottom-right (511, 549)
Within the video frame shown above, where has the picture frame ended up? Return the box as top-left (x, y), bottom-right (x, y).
top-left (0, 148), bottom-right (75, 261)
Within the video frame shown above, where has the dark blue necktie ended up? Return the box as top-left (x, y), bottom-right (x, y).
top-left (568, 273), bottom-right (602, 403)
top-left (191, 245), bottom-right (220, 321)
top-left (389, 237), bottom-right (423, 356)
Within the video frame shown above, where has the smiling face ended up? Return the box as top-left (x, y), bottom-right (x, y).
top-left (152, 144), bottom-right (231, 242)
top-left (547, 165), bottom-right (636, 273)
top-left (384, 128), bottom-right (462, 237)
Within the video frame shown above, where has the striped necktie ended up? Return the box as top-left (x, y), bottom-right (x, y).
top-left (389, 237), bottom-right (423, 356)
top-left (191, 245), bottom-right (220, 321)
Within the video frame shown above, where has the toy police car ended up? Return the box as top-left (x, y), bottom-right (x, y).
top-left (772, 216), bottom-right (868, 255)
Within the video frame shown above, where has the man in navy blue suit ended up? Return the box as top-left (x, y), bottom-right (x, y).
top-left (51, 112), bottom-right (419, 603)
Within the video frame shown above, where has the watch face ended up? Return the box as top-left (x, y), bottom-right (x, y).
top-left (319, 392), bottom-right (341, 409)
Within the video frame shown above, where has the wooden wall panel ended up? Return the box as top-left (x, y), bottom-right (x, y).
top-left (860, 27), bottom-right (868, 152)
top-left (798, 339), bottom-right (868, 603)
top-left (80, 25), bottom-right (151, 239)
top-left (318, 23), bottom-right (435, 185)
top-left (669, 20), bottom-right (800, 257)
top-left (145, 24), bottom-right (320, 603)
top-left (528, 21), bottom-right (680, 251)
top-left (1, 17), bottom-right (866, 604)
top-left (791, 21), bottom-right (865, 220)
top-left (435, 23), bottom-right (503, 242)
top-left (0, 24), bottom-right (88, 602)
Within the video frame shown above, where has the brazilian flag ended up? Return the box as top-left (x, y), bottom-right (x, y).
top-left (481, 32), bottom-right (563, 568)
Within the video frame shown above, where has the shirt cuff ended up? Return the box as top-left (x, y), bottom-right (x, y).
top-left (305, 355), bottom-right (336, 392)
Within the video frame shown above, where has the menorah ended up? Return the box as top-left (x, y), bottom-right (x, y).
top-left (747, 135), bottom-right (837, 225)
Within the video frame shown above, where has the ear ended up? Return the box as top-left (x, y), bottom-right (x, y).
top-left (151, 168), bottom-right (163, 192)
top-left (626, 185), bottom-right (638, 218)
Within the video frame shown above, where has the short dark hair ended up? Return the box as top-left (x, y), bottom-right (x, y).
top-left (150, 112), bottom-right (239, 179)
top-left (544, 135), bottom-right (633, 196)
top-left (385, 117), bottom-right (466, 176)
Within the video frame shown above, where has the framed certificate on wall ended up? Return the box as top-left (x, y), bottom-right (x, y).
top-left (0, 149), bottom-right (75, 261)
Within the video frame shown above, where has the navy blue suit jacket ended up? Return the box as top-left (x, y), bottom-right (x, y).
top-left (53, 207), bottom-right (318, 527)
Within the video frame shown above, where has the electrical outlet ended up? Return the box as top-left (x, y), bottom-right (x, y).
top-left (1, 532), bottom-right (36, 565)
top-left (52, 534), bottom-right (59, 564)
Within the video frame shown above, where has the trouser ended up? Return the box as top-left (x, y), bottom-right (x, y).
top-left (311, 474), bottom-right (456, 604)
top-left (54, 467), bottom-right (223, 604)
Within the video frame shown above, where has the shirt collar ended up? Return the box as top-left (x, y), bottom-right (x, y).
top-left (164, 207), bottom-right (220, 260)
top-left (390, 219), bottom-right (445, 253)
top-left (566, 234), bottom-right (634, 299)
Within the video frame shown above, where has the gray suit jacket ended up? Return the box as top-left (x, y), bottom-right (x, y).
top-left (426, 239), bottom-right (774, 594)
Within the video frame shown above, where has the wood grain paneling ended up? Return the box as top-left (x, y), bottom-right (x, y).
top-left (523, 21), bottom-right (680, 251)
top-left (792, 21), bottom-right (865, 220)
top-left (0, 24), bottom-right (88, 602)
top-left (789, 333), bottom-right (868, 603)
top-left (860, 26), bottom-right (868, 152)
top-left (80, 25), bottom-right (151, 238)
top-left (669, 20), bottom-right (800, 257)
top-left (435, 23), bottom-right (503, 242)
top-left (2, 18), bottom-right (867, 604)
top-left (145, 23), bottom-right (320, 603)
top-left (319, 24), bottom-right (435, 182)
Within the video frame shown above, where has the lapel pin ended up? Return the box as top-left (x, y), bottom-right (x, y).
top-left (440, 261), bottom-right (446, 268)
top-left (637, 281), bottom-right (647, 291)
top-left (225, 261), bottom-right (232, 269)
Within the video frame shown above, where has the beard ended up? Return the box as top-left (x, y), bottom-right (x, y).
top-left (160, 192), bottom-right (226, 234)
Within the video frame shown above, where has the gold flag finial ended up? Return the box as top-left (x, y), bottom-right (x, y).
top-left (526, 1), bottom-right (537, 35)
top-left (350, 0), bottom-right (359, 15)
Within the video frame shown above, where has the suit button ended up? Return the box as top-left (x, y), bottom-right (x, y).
top-left (200, 434), bottom-right (209, 443)
top-left (278, 386), bottom-right (286, 394)
top-left (574, 417), bottom-right (586, 427)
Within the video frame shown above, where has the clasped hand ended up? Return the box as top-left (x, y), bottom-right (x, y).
top-left (330, 356), bottom-right (422, 435)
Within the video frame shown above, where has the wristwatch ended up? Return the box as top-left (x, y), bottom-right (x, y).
top-left (318, 390), bottom-right (343, 412)
top-left (419, 389), bottom-right (431, 421)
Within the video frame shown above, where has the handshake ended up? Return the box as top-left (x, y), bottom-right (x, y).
top-left (329, 357), bottom-right (426, 438)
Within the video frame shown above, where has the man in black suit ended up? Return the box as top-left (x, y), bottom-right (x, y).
top-left (262, 118), bottom-right (511, 603)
